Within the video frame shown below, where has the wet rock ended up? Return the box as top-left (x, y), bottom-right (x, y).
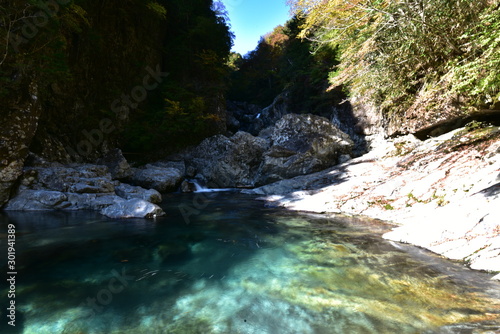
top-left (115, 183), bottom-right (162, 204)
top-left (129, 165), bottom-right (183, 192)
top-left (100, 198), bottom-right (165, 219)
top-left (96, 148), bottom-right (132, 180)
top-left (186, 166), bottom-right (197, 178)
top-left (255, 114), bottom-right (354, 185)
top-left (180, 180), bottom-right (198, 193)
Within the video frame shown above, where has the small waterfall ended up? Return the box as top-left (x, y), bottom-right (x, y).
top-left (190, 180), bottom-right (233, 193)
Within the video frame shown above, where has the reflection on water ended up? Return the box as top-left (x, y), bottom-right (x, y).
top-left (0, 193), bottom-right (499, 334)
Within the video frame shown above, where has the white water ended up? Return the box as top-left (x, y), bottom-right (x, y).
top-left (191, 180), bottom-right (234, 193)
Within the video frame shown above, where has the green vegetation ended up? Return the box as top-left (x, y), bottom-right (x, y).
top-left (228, 16), bottom-right (345, 114)
top-left (288, 0), bottom-right (500, 116)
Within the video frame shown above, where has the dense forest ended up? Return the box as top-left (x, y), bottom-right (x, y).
top-left (1, 0), bottom-right (232, 161)
top-left (1, 0), bottom-right (499, 163)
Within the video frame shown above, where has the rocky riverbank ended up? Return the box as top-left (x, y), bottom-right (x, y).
top-left (244, 124), bottom-right (500, 276)
top-left (1, 107), bottom-right (499, 278)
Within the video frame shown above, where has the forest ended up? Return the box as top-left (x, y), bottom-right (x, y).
top-left (1, 0), bottom-right (499, 160)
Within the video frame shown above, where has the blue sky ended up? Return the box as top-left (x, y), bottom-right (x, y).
top-left (221, 0), bottom-right (291, 56)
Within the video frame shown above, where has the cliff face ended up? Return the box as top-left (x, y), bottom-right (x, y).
top-left (0, 83), bottom-right (41, 207)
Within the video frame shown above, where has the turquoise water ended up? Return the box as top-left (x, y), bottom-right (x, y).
top-left (1, 193), bottom-right (499, 334)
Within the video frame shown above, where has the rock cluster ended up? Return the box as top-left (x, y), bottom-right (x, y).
top-left (181, 113), bottom-right (353, 188)
top-left (4, 151), bottom-right (166, 219)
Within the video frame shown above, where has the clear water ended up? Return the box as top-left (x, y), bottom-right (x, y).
top-left (1, 193), bottom-right (499, 334)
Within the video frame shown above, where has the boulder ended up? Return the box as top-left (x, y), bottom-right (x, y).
top-left (184, 131), bottom-right (269, 188)
top-left (148, 161), bottom-right (186, 177)
top-left (255, 114), bottom-right (354, 185)
top-left (115, 183), bottom-right (162, 203)
top-left (64, 193), bottom-right (122, 211)
top-left (96, 149), bottom-right (132, 180)
top-left (3, 190), bottom-right (69, 210)
top-left (100, 198), bottom-right (165, 219)
top-left (23, 165), bottom-right (113, 192)
top-left (129, 165), bottom-right (183, 192)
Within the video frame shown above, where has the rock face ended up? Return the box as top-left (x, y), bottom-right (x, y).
top-left (0, 85), bottom-right (42, 208)
top-left (129, 165), bottom-right (184, 192)
top-left (225, 93), bottom-right (291, 136)
top-left (184, 131), bottom-right (269, 188)
top-left (96, 149), bottom-right (132, 180)
top-left (256, 114), bottom-right (354, 185)
top-left (100, 199), bottom-right (165, 219)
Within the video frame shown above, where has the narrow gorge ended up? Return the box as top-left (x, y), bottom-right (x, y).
top-left (1, 1), bottom-right (500, 333)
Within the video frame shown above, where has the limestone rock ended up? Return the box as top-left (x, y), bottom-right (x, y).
top-left (100, 198), bottom-right (165, 219)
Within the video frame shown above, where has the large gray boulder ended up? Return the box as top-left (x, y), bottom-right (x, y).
top-left (3, 190), bottom-right (69, 210)
top-left (115, 183), bottom-right (162, 204)
top-left (22, 165), bottom-right (114, 193)
top-left (255, 114), bottom-right (354, 185)
top-left (129, 165), bottom-right (183, 192)
top-left (184, 131), bottom-right (269, 188)
top-left (100, 198), bottom-right (165, 219)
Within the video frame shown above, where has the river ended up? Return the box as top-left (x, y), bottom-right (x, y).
top-left (1, 192), bottom-right (499, 333)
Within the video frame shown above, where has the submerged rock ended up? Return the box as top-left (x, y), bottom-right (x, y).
top-left (100, 198), bottom-right (165, 219)
top-left (157, 242), bottom-right (191, 263)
